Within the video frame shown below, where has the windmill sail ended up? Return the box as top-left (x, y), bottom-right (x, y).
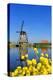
top-left (20, 20), bottom-right (24, 32)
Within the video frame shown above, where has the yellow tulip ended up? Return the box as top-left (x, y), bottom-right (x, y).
top-left (46, 64), bottom-right (50, 68)
top-left (34, 48), bottom-right (38, 51)
top-left (18, 69), bottom-right (22, 74)
top-left (40, 57), bottom-right (48, 65)
top-left (23, 66), bottom-right (28, 71)
top-left (29, 65), bottom-right (33, 73)
top-left (22, 70), bottom-right (26, 75)
top-left (32, 59), bottom-right (37, 65)
top-left (41, 65), bottom-right (45, 69)
top-left (33, 67), bottom-right (38, 72)
top-left (41, 65), bottom-right (48, 75)
top-left (37, 62), bottom-right (42, 70)
top-left (41, 53), bottom-right (44, 57)
top-left (14, 69), bottom-right (18, 76)
top-left (33, 67), bottom-right (38, 75)
top-left (27, 60), bottom-right (32, 66)
top-left (26, 70), bottom-right (30, 76)
top-left (43, 58), bottom-right (49, 65)
top-left (23, 67), bottom-right (25, 70)
top-left (45, 53), bottom-right (48, 58)
top-left (25, 54), bottom-right (28, 58)
top-left (34, 48), bottom-right (38, 54)
top-left (40, 56), bottom-right (45, 63)
top-left (11, 72), bottom-right (15, 77)
top-left (24, 66), bottom-right (28, 70)
top-left (42, 70), bottom-right (48, 75)
top-left (46, 64), bottom-right (52, 74)
top-left (47, 67), bottom-right (52, 74)
top-left (21, 55), bottom-right (25, 60)
top-left (17, 66), bottom-right (21, 71)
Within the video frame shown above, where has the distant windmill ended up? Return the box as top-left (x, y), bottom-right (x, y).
top-left (16, 20), bottom-right (28, 61)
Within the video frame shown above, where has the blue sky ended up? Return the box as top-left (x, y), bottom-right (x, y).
top-left (9, 4), bottom-right (51, 43)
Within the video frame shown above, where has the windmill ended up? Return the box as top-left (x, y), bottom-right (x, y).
top-left (16, 20), bottom-right (28, 61)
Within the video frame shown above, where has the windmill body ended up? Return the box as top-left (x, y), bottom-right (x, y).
top-left (16, 21), bottom-right (28, 62)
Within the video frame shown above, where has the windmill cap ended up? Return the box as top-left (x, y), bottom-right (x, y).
top-left (20, 31), bottom-right (26, 35)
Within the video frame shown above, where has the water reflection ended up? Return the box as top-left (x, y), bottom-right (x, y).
top-left (10, 48), bottom-right (51, 71)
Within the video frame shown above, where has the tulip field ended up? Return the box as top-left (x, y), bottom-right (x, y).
top-left (9, 48), bottom-right (52, 77)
